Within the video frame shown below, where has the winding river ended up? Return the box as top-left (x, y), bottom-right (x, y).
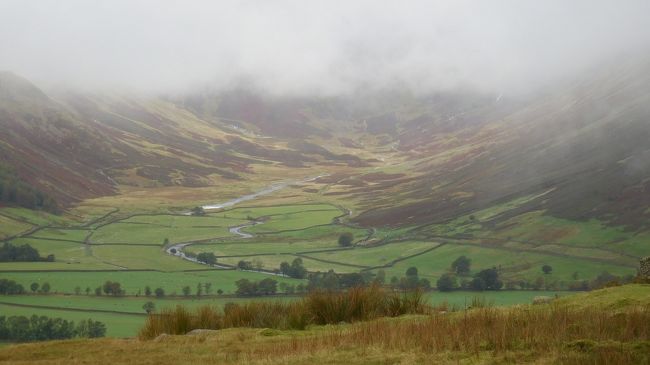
top-left (166, 174), bottom-right (328, 269)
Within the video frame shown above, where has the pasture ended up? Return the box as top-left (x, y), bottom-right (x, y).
top-left (0, 194), bottom-right (642, 342)
top-left (0, 270), bottom-right (305, 295)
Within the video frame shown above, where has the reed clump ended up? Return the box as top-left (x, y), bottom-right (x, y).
top-left (139, 286), bottom-right (427, 339)
top-left (253, 304), bottom-right (650, 362)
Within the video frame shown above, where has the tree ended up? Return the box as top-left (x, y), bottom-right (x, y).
top-left (154, 287), bottom-right (165, 298)
top-left (196, 283), bottom-right (202, 297)
top-left (235, 279), bottom-right (256, 296)
top-left (142, 301), bottom-right (156, 314)
top-left (85, 287), bottom-right (91, 296)
top-left (542, 265), bottom-right (553, 275)
top-left (436, 274), bottom-right (457, 292)
top-left (191, 206), bottom-right (205, 216)
top-left (237, 260), bottom-right (253, 270)
top-left (41, 282), bottom-right (51, 294)
top-left (280, 258), bottom-right (307, 279)
top-left (0, 242), bottom-right (45, 262)
top-left (204, 282), bottom-right (212, 295)
top-left (94, 287), bottom-right (102, 296)
top-left (473, 268), bottom-right (502, 290)
top-left (470, 277), bottom-right (486, 291)
top-left (0, 279), bottom-right (24, 294)
top-left (0, 315), bottom-right (100, 341)
top-left (163, 238), bottom-right (170, 246)
top-left (144, 286), bottom-right (152, 296)
top-left (102, 281), bottom-right (123, 296)
top-left (390, 276), bottom-right (399, 287)
top-left (196, 252), bottom-right (217, 266)
top-left (340, 273), bottom-right (365, 288)
top-left (76, 319), bottom-right (106, 338)
top-left (401, 267), bottom-right (420, 289)
top-left (30, 282), bottom-right (39, 293)
top-left (216, 289), bottom-right (223, 295)
top-left (451, 256), bottom-right (471, 275)
top-left (74, 286), bottom-right (81, 295)
top-left (338, 232), bottom-right (354, 247)
top-left (257, 278), bottom-right (278, 295)
top-left (290, 258), bottom-right (307, 278)
top-left (405, 267), bottom-right (419, 277)
top-left (182, 286), bottom-right (191, 297)
top-left (279, 262), bottom-right (291, 276)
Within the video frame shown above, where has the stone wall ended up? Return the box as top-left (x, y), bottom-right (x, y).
top-left (641, 257), bottom-right (650, 279)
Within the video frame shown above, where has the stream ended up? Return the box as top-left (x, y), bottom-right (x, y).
top-left (166, 174), bottom-right (328, 270)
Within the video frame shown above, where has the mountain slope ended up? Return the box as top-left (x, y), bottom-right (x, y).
top-left (352, 59), bottom-right (650, 234)
top-left (0, 74), bottom-right (370, 208)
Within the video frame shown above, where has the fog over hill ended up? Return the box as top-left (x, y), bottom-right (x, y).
top-left (1, 0), bottom-right (649, 95)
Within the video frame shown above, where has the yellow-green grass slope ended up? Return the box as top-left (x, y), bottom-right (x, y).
top-left (1, 284), bottom-right (648, 364)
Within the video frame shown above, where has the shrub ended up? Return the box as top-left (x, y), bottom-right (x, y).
top-left (196, 252), bottom-right (217, 265)
top-left (138, 286), bottom-right (427, 339)
top-left (76, 319), bottom-right (106, 338)
top-left (451, 256), bottom-right (471, 275)
top-left (436, 274), bottom-right (457, 292)
top-left (338, 232), bottom-right (354, 247)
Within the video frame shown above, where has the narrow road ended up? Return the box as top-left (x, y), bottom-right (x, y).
top-left (201, 174), bottom-right (328, 211)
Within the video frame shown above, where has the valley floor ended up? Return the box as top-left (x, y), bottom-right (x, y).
top-left (0, 173), bottom-right (644, 342)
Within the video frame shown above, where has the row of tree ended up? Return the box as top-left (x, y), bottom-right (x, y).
top-left (0, 316), bottom-right (105, 342)
top-left (0, 243), bottom-right (54, 262)
top-left (437, 267), bottom-right (503, 291)
top-left (279, 258), bottom-right (308, 278)
top-left (235, 278), bottom-right (279, 296)
top-left (0, 279), bottom-right (26, 294)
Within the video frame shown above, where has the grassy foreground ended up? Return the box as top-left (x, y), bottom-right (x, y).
top-left (0, 285), bottom-right (648, 364)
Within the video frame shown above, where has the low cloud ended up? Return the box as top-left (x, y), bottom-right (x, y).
top-left (0, 0), bottom-right (648, 95)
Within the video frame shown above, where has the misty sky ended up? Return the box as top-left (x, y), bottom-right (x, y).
top-left (0, 0), bottom-right (649, 95)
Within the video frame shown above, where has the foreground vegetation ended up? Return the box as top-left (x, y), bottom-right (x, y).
top-left (139, 286), bottom-right (426, 339)
top-left (0, 285), bottom-right (647, 364)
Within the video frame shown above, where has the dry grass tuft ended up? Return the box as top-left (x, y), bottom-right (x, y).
top-left (255, 303), bottom-right (650, 363)
top-left (139, 286), bottom-right (427, 339)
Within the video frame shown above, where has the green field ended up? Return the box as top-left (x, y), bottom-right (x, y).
top-left (217, 254), bottom-right (360, 273)
top-left (89, 245), bottom-right (203, 271)
top-left (30, 228), bottom-right (90, 242)
top-left (0, 199), bottom-right (643, 342)
top-left (0, 270), bottom-right (305, 295)
top-left (0, 214), bottom-right (32, 239)
top-left (374, 242), bottom-right (636, 282)
top-left (246, 209), bottom-right (341, 233)
top-left (0, 207), bottom-right (73, 227)
top-left (8, 238), bottom-right (96, 264)
top-left (425, 289), bottom-right (569, 308)
top-left (307, 241), bottom-right (441, 268)
top-left (0, 294), bottom-right (297, 314)
top-left (0, 290), bottom-right (570, 338)
top-left (90, 218), bottom-right (242, 245)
